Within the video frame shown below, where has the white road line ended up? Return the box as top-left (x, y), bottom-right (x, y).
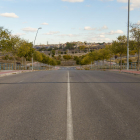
top-left (67, 71), bottom-right (74, 140)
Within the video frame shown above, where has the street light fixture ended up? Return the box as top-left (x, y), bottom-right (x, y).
top-left (32, 27), bottom-right (42, 70)
top-left (127, 0), bottom-right (130, 70)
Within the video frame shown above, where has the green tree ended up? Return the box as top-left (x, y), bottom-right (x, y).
top-left (130, 23), bottom-right (140, 71)
top-left (79, 45), bottom-right (86, 51)
top-left (65, 42), bottom-right (75, 50)
top-left (112, 35), bottom-right (127, 70)
top-left (98, 48), bottom-right (110, 65)
top-left (33, 51), bottom-right (43, 62)
top-left (18, 40), bottom-right (34, 69)
top-left (105, 45), bottom-right (114, 68)
top-left (81, 55), bottom-right (91, 65)
top-left (63, 54), bottom-right (72, 60)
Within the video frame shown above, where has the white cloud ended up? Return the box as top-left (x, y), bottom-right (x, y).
top-left (22, 27), bottom-right (37, 32)
top-left (13, 33), bottom-right (26, 36)
top-left (107, 30), bottom-right (123, 35)
top-left (98, 25), bottom-right (108, 31)
top-left (102, 25), bottom-right (108, 29)
top-left (58, 34), bottom-right (78, 37)
top-left (44, 31), bottom-right (60, 35)
top-left (137, 21), bottom-right (140, 25)
top-left (0, 13), bottom-right (18, 18)
top-left (86, 5), bottom-right (91, 7)
top-left (117, 0), bottom-right (140, 10)
top-left (90, 37), bottom-right (111, 42)
top-left (99, 35), bottom-right (105, 38)
top-left (22, 22), bottom-right (27, 24)
top-left (62, 0), bottom-right (84, 2)
top-left (100, 0), bottom-right (113, 1)
top-left (84, 26), bottom-right (96, 30)
top-left (42, 22), bottom-right (49, 25)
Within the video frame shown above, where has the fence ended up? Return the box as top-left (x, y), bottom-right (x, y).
top-left (92, 62), bottom-right (137, 70)
top-left (0, 63), bottom-right (53, 70)
top-left (81, 62), bottom-right (138, 70)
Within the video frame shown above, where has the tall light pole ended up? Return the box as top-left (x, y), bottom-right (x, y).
top-left (32, 27), bottom-right (42, 70)
top-left (127, 0), bottom-right (130, 70)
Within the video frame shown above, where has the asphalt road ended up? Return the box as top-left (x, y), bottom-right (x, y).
top-left (0, 69), bottom-right (140, 140)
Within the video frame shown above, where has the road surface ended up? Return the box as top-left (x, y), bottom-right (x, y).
top-left (0, 69), bottom-right (140, 140)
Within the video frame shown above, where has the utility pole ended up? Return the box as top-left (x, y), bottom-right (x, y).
top-left (127, 0), bottom-right (130, 70)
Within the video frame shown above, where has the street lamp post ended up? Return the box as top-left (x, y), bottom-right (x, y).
top-left (32, 27), bottom-right (42, 70)
top-left (127, 0), bottom-right (130, 70)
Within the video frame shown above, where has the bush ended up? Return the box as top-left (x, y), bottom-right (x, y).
top-left (4, 55), bottom-right (9, 60)
top-left (119, 60), bottom-right (125, 65)
top-left (9, 57), bottom-right (13, 60)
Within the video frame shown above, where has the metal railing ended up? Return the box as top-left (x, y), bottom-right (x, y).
top-left (0, 63), bottom-right (53, 70)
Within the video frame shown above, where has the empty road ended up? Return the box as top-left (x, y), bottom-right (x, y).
top-left (0, 69), bottom-right (140, 140)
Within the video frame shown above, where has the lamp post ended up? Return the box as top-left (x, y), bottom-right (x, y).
top-left (127, 0), bottom-right (130, 70)
top-left (32, 27), bottom-right (42, 70)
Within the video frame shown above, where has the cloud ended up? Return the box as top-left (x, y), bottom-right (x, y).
top-left (44, 31), bottom-right (60, 35)
top-left (107, 30), bottom-right (123, 35)
top-left (86, 5), bottom-right (91, 7)
top-left (100, 0), bottom-right (113, 1)
top-left (90, 37), bottom-right (111, 42)
top-left (99, 35), bottom-right (105, 38)
top-left (58, 34), bottom-right (77, 37)
top-left (84, 26), bottom-right (96, 30)
top-left (98, 25), bottom-right (108, 31)
top-left (137, 21), bottom-right (140, 25)
top-left (22, 27), bottom-right (37, 32)
top-left (13, 33), bottom-right (26, 36)
top-left (0, 13), bottom-right (18, 18)
top-left (42, 22), bottom-right (49, 25)
top-left (62, 0), bottom-right (84, 2)
top-left (22, 22), bottom-right (27, 24)
top-left (102, 25), bottom-right (108, 29)
top-left (117, 0), bottom-right (140, 10)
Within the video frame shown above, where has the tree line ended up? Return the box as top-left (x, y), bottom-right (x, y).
top-left (74, 23), bottom-right (140, 71)
top-left (0, 27), bottom-right (60, 70)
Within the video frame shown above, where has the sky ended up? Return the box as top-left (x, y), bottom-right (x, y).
top-left (0, 0), bottom-right (140, 45)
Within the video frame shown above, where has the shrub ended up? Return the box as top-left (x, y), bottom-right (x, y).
top-left (119, 60), bottom-right (125, 65)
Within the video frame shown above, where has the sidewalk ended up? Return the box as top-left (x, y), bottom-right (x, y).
top-left (109, 69), bottom-right (140, 75)
top-left (0, 70), bottom-right (33, 77)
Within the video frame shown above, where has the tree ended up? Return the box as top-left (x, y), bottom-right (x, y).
top-left (63, 54), bottom-right (72, 60)
top-left (33, 51), bottom-right (43, 62)
top-left (130, 23), bottom-right (140, 71)
top-left (41, 53), bottom-right (50, 64)
top-left (65, 42), bottom-right (75, 50)
top-left (79, 45), bottom-right (86, 51)
top-left (105, 45), bottom-right (114, 68)
top-left (112, 35), bottom-right (127, 70)
top-left (0, 27), bottom-right (10, 46)
top-left (18, 40), bottom-right (34, 69)
top-left (88, 50), bottom-right (99, 63)
top-left (98, 48), bottom-right (110, 65)
top-left (0, 27), bottom-right (21, 69)
top-left (81, 55), bottom-right (91, 65)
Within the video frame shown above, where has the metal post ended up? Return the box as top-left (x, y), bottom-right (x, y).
top-left (32, 27), bottom-right (42, 71)
top-left (127, 0), bottom-right (130, 70)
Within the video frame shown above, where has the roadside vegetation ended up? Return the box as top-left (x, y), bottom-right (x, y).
top-left (0, 27), bottom-right (60, 69)
top-left (0, 23), bottom-right (140, 70)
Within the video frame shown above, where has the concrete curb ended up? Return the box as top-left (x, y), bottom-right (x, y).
top-left (0, 70), bottom-right (33, 77)
top-left (108, 70), bottom-right (140, 75)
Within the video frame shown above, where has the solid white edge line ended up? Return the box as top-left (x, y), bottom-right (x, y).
top-left (67, 71), bottom-right (74, 140)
